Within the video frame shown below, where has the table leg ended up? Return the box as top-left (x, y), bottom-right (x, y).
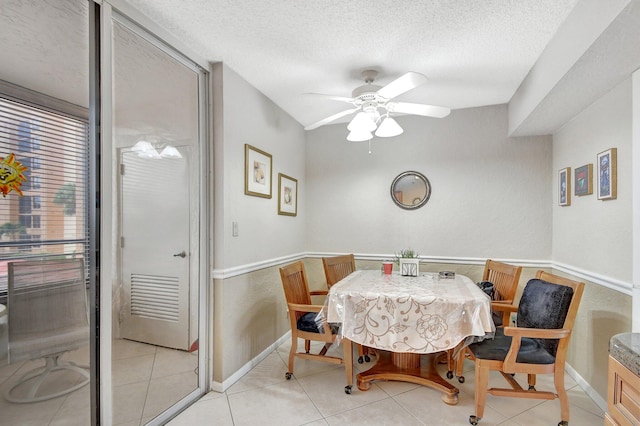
top-left (356, 350), bottom-right (459, 405)
top-left (343, 338), bottom-right (353, 393)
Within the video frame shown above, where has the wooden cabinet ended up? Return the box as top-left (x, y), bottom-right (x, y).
top-left (607, 355), bottom-right (640, 425)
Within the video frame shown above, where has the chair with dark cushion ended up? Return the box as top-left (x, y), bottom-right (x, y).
top-left (280, 260), bottom-right (353, 394)
top-left (467, 271), bottom-right (584, 426)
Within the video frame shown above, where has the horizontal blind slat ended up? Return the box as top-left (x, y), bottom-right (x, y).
top-left (0, 96), bottom-right (90, 296)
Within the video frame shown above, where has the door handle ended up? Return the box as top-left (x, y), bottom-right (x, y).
top-left (173, 251), bottom-right (187, 258)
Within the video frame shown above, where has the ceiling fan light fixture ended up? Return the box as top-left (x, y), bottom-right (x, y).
top-left (375, 116), bottom-right (403, 137)
top-left (160, 145), bottom-right (183, 159)
top-left (304, 71), bottom-right (449, 140)
top-left (132, 140), bottom-right (154, 152)
top-left (132, 140), bottom-right (161, 158)
top-left (347, 129), bottom-right (373, 142)
top-left (347, 112), bottom-right (377, 132)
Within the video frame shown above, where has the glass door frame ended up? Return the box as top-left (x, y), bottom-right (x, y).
top-left (89, 1), bottom-right (210, 424)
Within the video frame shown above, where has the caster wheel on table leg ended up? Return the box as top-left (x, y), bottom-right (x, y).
top-left (285, 372), bottom-right (292, 380)
top-left (458, 376), bottom-right (465, 383)
top-left (446, 371), bottom-right (453, 379)
top-left (469, 415), bottom-right (480, 425)
top-left (344, 385), bottom-right (352, 394)
top-left (558, 421), bottom-right (568, 426)
top-left (364, 355), bottom-right (370, 362)
top-left (357, 356), bottom-right (363, 364)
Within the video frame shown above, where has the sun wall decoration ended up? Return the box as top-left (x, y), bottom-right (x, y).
top-left (0, 153), bottom-right (28, 197)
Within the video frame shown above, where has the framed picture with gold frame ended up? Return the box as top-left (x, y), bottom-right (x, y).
top-left (244, 144), bottom-right (272, 198)
top-left (574, 164), bottom-right (593, 196)
top-left (277, 173), bottom-right (297, 216)
top-left (597, 148), bottom-right (617, 200)
top-left (559, 167), bottom-right (570, 206)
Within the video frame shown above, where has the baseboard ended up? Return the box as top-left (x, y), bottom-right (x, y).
top-left (565, 362), bottom-right (607, 413)
top-left (210, 331), bottom-right (291, 392)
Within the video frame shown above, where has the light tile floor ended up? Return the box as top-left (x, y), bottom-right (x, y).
top-left (0, 338), bottom-right (198, 426)
top-left (0, 337), bottom-right (606, 425)
top-left (170, 339), bottom-right (606, 426)
top-left (111, 339), bottom-right (198, 425)
top-left (0, 343), bottom-right (92, 425)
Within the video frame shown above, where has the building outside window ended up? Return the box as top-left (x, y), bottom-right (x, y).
top-left (0, 95), bottom-right (89, 300)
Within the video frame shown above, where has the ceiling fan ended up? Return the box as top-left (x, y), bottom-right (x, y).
top-left (305, 70), bottom-right (451, 141)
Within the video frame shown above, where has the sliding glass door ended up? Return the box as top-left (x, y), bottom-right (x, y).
top-left (96, 3), bottom-right (209, 424)
top-left (1, 1), bottom-right (208, 423)
top-left (0, 1), bottom-right (91, 424)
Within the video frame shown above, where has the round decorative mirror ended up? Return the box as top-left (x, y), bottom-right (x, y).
top-left (390, 171), bottom-right (431, 210)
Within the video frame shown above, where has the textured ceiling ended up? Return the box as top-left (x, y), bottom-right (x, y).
top-left (126, 0), bottom-right (580, 128)
top-left (0, 0), bottom-right (89, 108)
top-left (0, 0), bottom-right (581, 130)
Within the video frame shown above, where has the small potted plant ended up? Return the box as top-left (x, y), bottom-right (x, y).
top-left (394, 248), bottom-right (420, 277)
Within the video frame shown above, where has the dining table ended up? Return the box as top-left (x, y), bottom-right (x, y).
top-left (323, 269), bottom-right (494, 404)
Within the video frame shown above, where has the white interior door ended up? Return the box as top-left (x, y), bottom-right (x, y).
top-left (119, 147), bottom-right (190, 350)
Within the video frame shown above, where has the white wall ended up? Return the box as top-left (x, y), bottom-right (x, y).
top-left (305, 104), bottom-right (552, 260)
top-left (211, 64), bottom-right (307, 384)
top-left (552, 78), bottom-right (632, 282)
top-left (213, 63), bottom-right (306, 270)
top-left (548, 78), bottom-right (633, 401)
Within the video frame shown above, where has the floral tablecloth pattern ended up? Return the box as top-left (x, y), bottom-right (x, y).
top-left (325, 270), bottom-right (494, 353)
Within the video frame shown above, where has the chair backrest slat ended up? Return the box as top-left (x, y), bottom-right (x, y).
top-left (483, 259), bottom-right (522, 302)
top-left (280, 261), bottom-right (312, 320)
top-left (322, 254), bottom-right (356, 288)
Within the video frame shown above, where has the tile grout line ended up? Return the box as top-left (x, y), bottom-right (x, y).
top-left (223, 392), bottom-right (237, 426)
top-left (138, 346), bottom-right (158, 425)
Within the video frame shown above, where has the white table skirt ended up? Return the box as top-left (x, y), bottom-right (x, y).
top-left (324, 270), bottom-right (494, 353)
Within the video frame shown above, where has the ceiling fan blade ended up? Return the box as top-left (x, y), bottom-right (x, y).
top-left (387, 102), bottom-right (450, 118)
top-left (376, 72), bottom-right (428, 100)
top-left (306, 93), bottom-right (355, 103)
top-left (304, 108), bottom-right (359, 130)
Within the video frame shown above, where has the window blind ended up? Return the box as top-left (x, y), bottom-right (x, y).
top-left (0, 96), bottom-right (90, 297)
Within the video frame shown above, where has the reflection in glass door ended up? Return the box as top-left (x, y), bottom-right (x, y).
top-left (110, 13), bottom-right (206, 425)
top-left (120, 146), bottom-right (191, 350)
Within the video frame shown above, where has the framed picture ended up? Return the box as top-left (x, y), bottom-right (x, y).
top-left (277, 173), bottom-right (297, 216)
top-left (574, 164), bottom-right (593, 196)
top-left (244, 144), bottom-right (272, 198)
top-left (558, 167), bottom-right (571, 206)
top-left (597, 148), bottom-right (617, 200)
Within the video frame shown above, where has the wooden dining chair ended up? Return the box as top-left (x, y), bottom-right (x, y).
top-left (322, 254), bottom-right (355, 289)
top-left (280, 261), bottom-right (353, 394)
top-left (450, 259), bottom-right (522, 383)
top-left (322, 254), bottom-right (373, 364)
top-left (467, 271), bottom-right (584, 426)
top-left (483, 259), bottom-right (523, 326)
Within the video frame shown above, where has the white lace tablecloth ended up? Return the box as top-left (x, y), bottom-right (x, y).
top-left (324, 270), bottom-right (494, 354)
